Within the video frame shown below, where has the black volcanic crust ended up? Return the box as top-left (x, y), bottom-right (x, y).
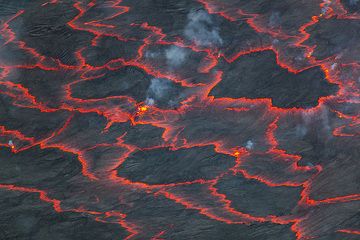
top-left (215, 173), bottom-right (302, 217)
top-left (70, 66), bottom-right (187, 108)
top-left (117, 146), bottom-right (235, 184)
top-left (305, 18), bottom-right (360, 63)
top-left (12, 1), bottom-right (93, 65)
top-left (340, 0), bottom-right (360, 13)
top-left (0, 190), bottom-right (130, 240)
top-left (71, 67), bottom-right (152, 101)
top-left (82, 36), bottom-right (143, 66)
top-left (0, 0), bottom-right (359, 239)
top-left (0, 94), bottom-right (70, 139)
top-left (210, 50), bottom-right (338, 108)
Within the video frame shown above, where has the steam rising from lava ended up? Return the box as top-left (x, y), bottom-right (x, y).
top-left (145, 78), bottom-right (181, 108)
top-left (165, 45), bottom-right (187, 68)
top-left (184, 9), bottom-right (223, 47)
top-left (0, 0), bottom-right (359, 239)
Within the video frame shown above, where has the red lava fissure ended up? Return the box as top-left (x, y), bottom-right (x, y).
top-left (0, 0), bottom-right (359, 239)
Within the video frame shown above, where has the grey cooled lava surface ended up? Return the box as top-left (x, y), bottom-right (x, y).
top-left (0, 0), bottom-right (359, 239)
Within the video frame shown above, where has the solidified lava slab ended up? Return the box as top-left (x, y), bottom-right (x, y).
top-left (0, 190), bottom-right (130, 240)
top-left (71, 67), bottom-right (153, 101)
top-left (71, 66), bottom-right (189, 108)
top-left (293, 201), bottom-right (360, 239)
top-left (82, 36), bottom-right (143, 66)
top-left (274, 111), bottom-right (360, 201)
top-left (236, 151), bottom-right (318, 185)
top-left (123, 192), bottom-right (296, 240)
top-left (0, 40), bottom-right (38, 67)
top-left (215, 173), bottom-right (302, 217)
top-left (9, 2), bottom-right (93, 65)
top-left (0, 146), bottom-right (82, 188)
top-left (107, 122), bottom-right (165, 148)
top-left (0, 0), bottom-right (359, 239)
top-left (46, 112), bottom-right (121, 149)
top-left (139, 43), bottom-right (217, 85)
top-left (218, 19), bottom-right (271, 60)
top-left (5, 68), bottom-right (81, 108)
top-left (0, 94), bottom-right (70, 140)
top-left (117, 146), bottom-right (235, 185)
top-left (210, 50), bottom-right (338, 108)
top-left (143, 99), bottom-right (279, 151)
top-left (340, 0), bottom-right (360, 14)
top-left (305, 18), bottom-right (360, 63)
top-left (197, 0), bottom-right (324, 37)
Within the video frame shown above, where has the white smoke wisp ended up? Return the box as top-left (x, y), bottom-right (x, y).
top-left (320, 106), bottom-right (331, 135)
top-left (301, 106), bottom-right (332, 137)
top-left (145, 50), bottom-right (160, 59)
top-left (165, 45), bottom-right (187, 68)
top-left (184, 9), bottom-right (223, 47)
top-left (331, 63), bottom-right (337, 70)
top-left (269, 12), bottom-right (281, 28)
top-left (296, 124), bottom-right (308, 138)
top-left (148, 78), bottom-right (171, 98)
top-left (145, 97), bottom-right (155, 106)
top-left (145, 78), bottom-right (173, 106)
top-left (245, 140), bottom-right (254, 150)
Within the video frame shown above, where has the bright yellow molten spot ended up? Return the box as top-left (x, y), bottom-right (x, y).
top-left (138, 105), bottom-right (148, 113)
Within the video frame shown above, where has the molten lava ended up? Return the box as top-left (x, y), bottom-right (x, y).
top-left (0, 0), bottom-right (358, 239)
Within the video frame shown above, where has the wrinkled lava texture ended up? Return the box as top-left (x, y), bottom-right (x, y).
top-left (0, 0), bottom-right (359, 239)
